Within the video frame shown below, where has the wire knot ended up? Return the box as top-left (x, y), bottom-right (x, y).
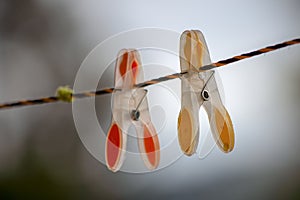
top-left (56, 86), bottom-right (73, 102)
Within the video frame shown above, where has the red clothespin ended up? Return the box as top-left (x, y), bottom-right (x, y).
top-left (105, 49), bottom-right (160, 172)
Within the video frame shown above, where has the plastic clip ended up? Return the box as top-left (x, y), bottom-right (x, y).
top-left (105, 49), bottom-right (160, 172)
top-left (177, 30), bottom-right (235, 155)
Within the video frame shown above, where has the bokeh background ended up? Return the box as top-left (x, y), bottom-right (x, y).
top-left (0, 0), bottom-right (300, 199)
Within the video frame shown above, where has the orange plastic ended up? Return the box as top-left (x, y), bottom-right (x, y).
top-left (106, 123), bottom-right (122, 170)
top-left (143, 124), bottom-right (159, 168)
top-left (178, 108), bottom-right (195, 155)
top-left (131, 60), bottom-right (138, 80)
top-left (119, 52), bottom-right (128, 78)
top-left (214, 107), bottom-right (234, 152)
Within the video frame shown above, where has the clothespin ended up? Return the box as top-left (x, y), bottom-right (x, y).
top-left (105, 49), bottom-right (160, 172)
top-left (177, 30), bottom-right (235, 155)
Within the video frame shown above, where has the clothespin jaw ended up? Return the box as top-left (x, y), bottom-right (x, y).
top-left (179, 30), bottom-right (211, 73)
top-left (200, 71), bottom-right (235, 153)
top-left (178, 30), bottom-right (235, 156)
top-left (105, 49), bottom-right (160, 172)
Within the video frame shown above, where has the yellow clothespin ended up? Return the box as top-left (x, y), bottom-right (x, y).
top-left (178, 30), bottom-right (235, 155)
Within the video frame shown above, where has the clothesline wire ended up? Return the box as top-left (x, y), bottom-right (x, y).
top-left (0, 38), bottom-right (299, 110)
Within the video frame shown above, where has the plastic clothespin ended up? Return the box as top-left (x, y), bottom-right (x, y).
top-left (105, 49), bottom-right (160, 172)
top-left (177, 30), bottom-right (235, 155)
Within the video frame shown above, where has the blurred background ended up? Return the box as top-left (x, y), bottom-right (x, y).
top-left (0, 0), bottom-right (300, 199)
